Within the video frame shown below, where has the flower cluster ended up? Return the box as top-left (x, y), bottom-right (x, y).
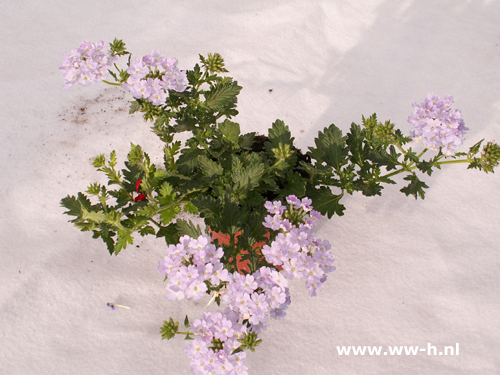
top-left (158, 235), bottom-right (230, 301)
top-left (262, 195), bottom-right (336, 297)
top-left (185, 311), bottom-right (249, 375)
top-left (122, 51), bottom-right (187, 105)
top-left (59, 40), bottom-right (117, 89)
top-left (159, 196), bottom-right (333, 374)
top-left (222, 266), bottom-right (291, 329)
top-left (408, 92), bottom-right (469, 155)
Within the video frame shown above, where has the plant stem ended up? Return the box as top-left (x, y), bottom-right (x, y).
top-left (103, 80), bottom-right (122, 86)
top-left (381, 157), bottom-right (471, 179)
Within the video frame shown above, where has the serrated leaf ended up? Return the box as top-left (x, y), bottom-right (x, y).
top-left (129, 101), bottom-right (141, 114)
top-left (404, 149), bottom-right (419, 164)
top-left (114, 229), bottom-right (134, 255)
top-left (156, 223), bottom-right (180, 244)
top-left (183, 202), bottom-right (198, 215)
top-left (86, 182), bottom-right (102, 196)
top-left (232, 162), bottom-right (265, 192)
top-left (366, 148), bottom-right (399, 171)
top-left (204, 80), bottom-right (242, 113)
top-left (160, 318), bottom-right (179, 340)
top-left (154, 170), bottom-right (169, 181)
top-left (346, 122), bottom-right (366, 165)
top-left (239, 132), bottom-right (255, 150)
top-left (268, 119), bottom-right (294, 149)
top-left (219, 196), bottom-right (244, 236)
top-left (139, 226), bottom-right (156, 236)
top-left (159, 206), bottom-right (181, 225)
top-left (469, 139), bottom-right (484, 155)
top-left (400, 174), bottom-right (429, 199)
top-left (127, 143), bottom-right (144, 165)
top-left (81, 209), bottom-right (107, 223)
top-left (279, 171), bottom-right (306, 198)
top-left (60, 195), bottom-right (82, 218)
top-left (306, 186), bottom-right (345, 218)
top-left (175, 219), bottom-right (203, 238)
top-left (219, 119), bottom-right (240, 144)
top-left (360, 180), bottom-right (383, 196)
top-left (93, 154), bottom-right (106, 168)
top-left (199, 156), bottom-right (224, 177)
top-left (177, 148), bottom-right (205, 175)
top-left (310, 124), bottom-right (348, 170)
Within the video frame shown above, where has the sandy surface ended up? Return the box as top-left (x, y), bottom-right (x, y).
top-left (1, 1), bottom-right (499, 374)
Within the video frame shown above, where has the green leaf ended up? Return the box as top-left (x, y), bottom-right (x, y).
top-left (184, 315), bottom-right (190, 329)
top-left (404, 149), bottom-right (419, 164)
top-left (129, 101), bottom-right (141, 114)
top-left (200, 53), bottom-right (229, 73)
top-left (114, 229), bottom-right (133, 255)
top-left (160, 318), bottom-right (179, 340)
top-left (237, 332), bottom-right (262, 352)
top-left (177, 148), bottom-right (205, 174)
top-left (307, 186), bottom-right (345, 218)
top-left (346, 122), bottom-right (366, 165)
top-left (219, 119), bottom-right (240, 144)
top-left (81, 209), bottom-right (107, 223)
top-left (468, 139), bottom-right (484, 155)
top-left (279, 171), bottom-right (306, 198)
top-left (109, 38), bottom-right (129, 56)
top-left (204, 80), bottom-right (242, 114)
top-left (199, 156), bottom-right (224, 177)
top-left (139, 226), bottom-right (156, 236)
top-left (93, 154), bottom-right (106, 168)
top-left (60, 195), bottom-right (83, 218)
top-left (359, 180), bottom-right (383, 196)
top-left (159, 206), bottom-right (181, 225)
top-left (416, 158), bottom-right (441, 176)
top-left (232, 162), bottom-right (265, 192)
top-left (156, 223), bottom-right (180, 244)
top-left (219, 196), bottom-right (244, 236)
top-left (175, 219), bottom-right (203, 238)
top-left (85, 182), bottom-right (102, 196)
top-left (310, 124), bottom-right (348, 170)
top-left (268, 119), bottom-right (294, 149)
top-left (366, 148), bottom-right (400, 171)
top-left (400, 174), bottom-right (429, 199)
top-left (127, 143), bottom-right (144, 165)
top-left (183, 202), bottom-right (198, 215)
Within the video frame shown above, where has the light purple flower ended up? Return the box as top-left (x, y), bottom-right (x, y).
top-left (408, 93), bottom-right (469, 155)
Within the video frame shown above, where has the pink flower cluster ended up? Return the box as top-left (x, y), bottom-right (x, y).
top-left (60, 41), bottom-right (117, 89)
top-left (123, 51), bottom-right (187, 105)
top-left (408, 92), bottom-right (469, 155)
top-left (159, 196), bottom-right (334, 374)
top-left (222, 266), bottom-right (291, 329)
top-left (262, 195), bottom-right (336, 297)
top-left (158, 235), bottom-right (230, 301)
top-left (185, 311), bottom-right (249, 375)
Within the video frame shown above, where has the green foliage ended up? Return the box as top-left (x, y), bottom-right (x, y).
top-left (62, 41), bottom-right (500, 367)
top-left (109, 38), bottom-right (129, 56)
top-left (160, 318), bottom-right (179, 340)
top-left (236, 332), bottom-right (262, 352)
top-left (468, 140), bottom-right (500, 173)
top-left (63, 43), bottom-right (500, 266)
top-left (400, 174), bottom-right (429, 199)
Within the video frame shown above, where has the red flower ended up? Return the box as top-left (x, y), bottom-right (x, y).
top-left (135, 179), bottom-right (146, 201)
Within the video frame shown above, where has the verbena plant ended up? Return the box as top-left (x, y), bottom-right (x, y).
top-left (60, 39), bottom-right (500, 375)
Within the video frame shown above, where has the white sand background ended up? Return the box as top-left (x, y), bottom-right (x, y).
top-left (1, 0), bottom-right (499, 374)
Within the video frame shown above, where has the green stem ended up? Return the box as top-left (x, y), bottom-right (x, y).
top-left (103, 80), bottom-right (122, 86)
top-left (381, 157), bottom-right (471, 179)
top-left (435, 159), bottom-right (471, 166)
